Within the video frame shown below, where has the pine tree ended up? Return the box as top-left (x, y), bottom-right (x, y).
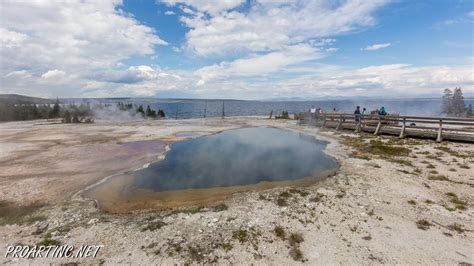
top-left (137, 105), bottom-right (144, 115)
top-left (442, 88), bottom-right (453, 115)
top-left (31, 104), bottom-right (39, 119)
top-left (452, 87), bottom-right (466, 117)
top-left (158, 109), bottom-right (165, 118)
top-left (146, 105), bottom-right (152, 117)
top-left (50, 98), bottom-right (60, 118)
top-left (64, 110), bottom-right (72, 123)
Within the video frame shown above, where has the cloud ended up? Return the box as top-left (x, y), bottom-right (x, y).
top-left (4, 70), bottom-right (32, 79)
top-left (161, 0), bottom-right (245, 15)
top-left (191, 62), bottom-right (474, 99)
top-left (192, 63), bottom-right (473, 99)
top-left (195, 44), bottom-right (324, 85)
top-left (0, 28), bottom-right (28, 48)
top-left (362, 43), bottom-right (391, 51)
top-left (165, 0), bottom-right (388, 57)
top-left (268, 64), bottom-right (474, 98)
top-left (434, 11), bottom-right (474, 28)
top-left (41, 69), bottom-right (66, 79)
top-left (164, 10), bottom-right (176, 15)
top-left (0, 0), bottom-right (167, 97)
top-left (92, 65), bottom-right (181, 84)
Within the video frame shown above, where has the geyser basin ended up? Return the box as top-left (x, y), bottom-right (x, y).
top-left (84, 127), bottom-right (338, 212)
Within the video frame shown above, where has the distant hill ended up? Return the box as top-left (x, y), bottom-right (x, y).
top-left (0, 94), bottom-right (52, 104)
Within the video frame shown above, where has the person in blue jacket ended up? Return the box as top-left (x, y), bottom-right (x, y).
top-left (378, 106), bottom-right (387, 119)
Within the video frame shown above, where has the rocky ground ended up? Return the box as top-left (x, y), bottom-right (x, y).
top-left (0, 117), bottom-right (473, 264)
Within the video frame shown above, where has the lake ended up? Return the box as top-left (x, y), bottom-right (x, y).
top-left (135, 98), bottom-right (474, 119)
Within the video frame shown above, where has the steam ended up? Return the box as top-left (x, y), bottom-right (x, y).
top-left (92, 104), bottom-right (143, 121)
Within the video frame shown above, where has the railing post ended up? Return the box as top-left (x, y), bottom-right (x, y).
top-left (399, 117), bottom-right (406, 138)
top-left (221, 101), bottom-right (225, 119)
top-left (321, 114), bottom-right (327, 128)
top-left (336, 115), bottom-right (343, 130)
top-left (374, 117), bottom-right (382, 135)
top-left (436, 119), bottom-right (443, 142)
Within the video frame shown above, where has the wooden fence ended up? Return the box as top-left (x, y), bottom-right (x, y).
top-left (297, 112), bottom-right (474, 142)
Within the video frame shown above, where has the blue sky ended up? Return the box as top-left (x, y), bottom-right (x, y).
top-left (122, 0), bottom-right (473, 68)
top-left (0, 0), bottom-right (473, 99)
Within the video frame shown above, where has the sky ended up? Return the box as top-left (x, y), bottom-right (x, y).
top-left (0, 0), bottom-right (473, 100)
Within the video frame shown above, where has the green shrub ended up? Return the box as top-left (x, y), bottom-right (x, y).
top-left (274, 226), bottom-right (286, 240)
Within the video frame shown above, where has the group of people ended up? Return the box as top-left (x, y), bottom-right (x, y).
top-left (309, 107), bottom-right (339, 115)
top-left (354, 106), bottom-right (387, 122)
top-left (309, 105), bottom-right (388, 122)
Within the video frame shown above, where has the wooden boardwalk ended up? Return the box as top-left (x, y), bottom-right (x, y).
top-left (298, 112), bottom-right (474, 143)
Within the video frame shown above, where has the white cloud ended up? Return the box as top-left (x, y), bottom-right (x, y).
top-left (195, 44), bottom-right (323, 85)
top-left (268, 64), bottom-right (474, 98)
top-left (0, 0), bottom-right (167, 97)
top-left (41, 69), bottom-right (66, 79)
top-left (165, 0), bottom-right (388, 56)
top-left (161, 0), bottom-right (245, 15)
top-left (5, 70), bottom-right (31, 79)
top-left (362, 43), bottom-right (391, 51)
top-left (0, 28), bottom-right (28, 48)
top-left (191, 61), bottom-right (474, 99)
top-left (326, 47), bottom-right (338, 52)
top-left (92, 65), bottom-right (183, 84)
top-left (434, 11), bottom-right (474, 28)
top-left (164, 10), bottom-right (176, 15)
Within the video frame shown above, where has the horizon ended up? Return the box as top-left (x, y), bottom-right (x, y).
top-left (2, 92), bottom-right (474, 102)
top-left (1, 1), bottom-right (473, 99)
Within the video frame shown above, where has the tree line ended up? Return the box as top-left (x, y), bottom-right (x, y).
top-left (0, 99), bottom-right (166, 122)
top-left (118, 102), bottom-right (165, 118)
top-left (0, 99), bottom-right (63, 121)
top-left (0, 98), bottom-right (94, 122)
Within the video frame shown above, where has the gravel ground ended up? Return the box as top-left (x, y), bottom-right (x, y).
top-left (0, 117), bottom-right (472, 264)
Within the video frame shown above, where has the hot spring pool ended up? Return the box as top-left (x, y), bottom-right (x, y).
top-left (135, 127), bottom-right (337, 191)
top-left (84, 127), bottom-right (338, 212)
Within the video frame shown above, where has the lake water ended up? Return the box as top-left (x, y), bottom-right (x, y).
top-left (133, 127), bottom-right (338, 192)
top-left (134, 98), bottom-right (474, 119)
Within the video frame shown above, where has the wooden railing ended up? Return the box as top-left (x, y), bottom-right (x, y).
top-left (298, 112), bottom-right (474, 142)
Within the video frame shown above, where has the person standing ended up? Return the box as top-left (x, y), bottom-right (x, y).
top-left (331, 107), bottom-right (337, 120)
top-left (354, 106), bottom-right (361, 122)
top-left (378, 106), bottom-right (387, 119)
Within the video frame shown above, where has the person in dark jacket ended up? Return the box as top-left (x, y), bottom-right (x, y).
top-left (354, 106), bottom-right (361, 122)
